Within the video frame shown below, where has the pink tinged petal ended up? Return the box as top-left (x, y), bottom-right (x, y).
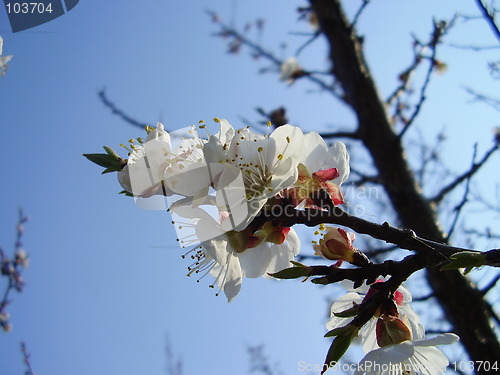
top-left (323, 181), bottom-right (344, 205)
top-left (394, 291), bottom-right (404, 306)
top-left (313, 168), bottom-right (339, 182)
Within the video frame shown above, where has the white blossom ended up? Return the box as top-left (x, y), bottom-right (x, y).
top-left (0, 36), bottom-right (13, 77)
top-left (354, 334), bottom-right (459, 375)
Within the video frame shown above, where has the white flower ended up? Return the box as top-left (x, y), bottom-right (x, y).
top-left (284, 132), bottom-right (350, 208)
top-left (280, 57), bottom-right (303, 82)
top-left (118, 123), bottom-right (212, 200)
top-left (0, 36), bottom-right (13, 77)
top-left (353, 334), bottom-right (459, 375)
top-left (327, 280), bottom-right (424, 353)
top-left (205, 123), bottom-right (305, 231)
top-left (173, 206), bottom-right (300, 302)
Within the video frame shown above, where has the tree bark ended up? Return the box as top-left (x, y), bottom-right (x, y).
top-left (309, 0), bottom-right (500, 369)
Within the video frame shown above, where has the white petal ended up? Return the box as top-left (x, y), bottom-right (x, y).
top-left (413, 333), bottom-right (459, 347)
top-left (328, 142), bottom-right (350, 185)
top-left (300, 131), bottom-right (328, 172)
top-left (410, 346), bottom-right (449, 375)
top-left (326, 292), bottom-right (363, 330)
top-left (238, 244), bottom-right (273, 278)
top-left (220, 255), bottom-right (243, 302)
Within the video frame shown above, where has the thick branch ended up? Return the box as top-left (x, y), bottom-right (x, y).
top-left (309, 0), bottom-right (500, 366)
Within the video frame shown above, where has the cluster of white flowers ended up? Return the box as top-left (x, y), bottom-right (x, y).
top-left (118, 118), bottom-right (350, 301)
top-left (0, 36), bottom-right (13, 77)
top-left (327, 280), bottom-right (459, 375)
top-left (97, 117), bottom-right (459, 371)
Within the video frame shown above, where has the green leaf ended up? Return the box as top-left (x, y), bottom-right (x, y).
top-left (332, 304), bottom-right (360, 318)
top-left (441, 251), bottom-right (486, 271)
top-left (268, 266), bottom-right (310, 279)
top-left (83, 153), bottom-right (117, 168)
top-left (290, 260), bottom-right (307, 268)
top-left (322, 326), bottom-right (358, 374)
top-left (324, 325), bottom-right (351, 338)
top-left (103, 146), bottom-right (120, 159)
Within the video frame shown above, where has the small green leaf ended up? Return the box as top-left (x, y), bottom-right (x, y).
top-left (268, 266), bottom-right (310, 279)
top-left (324, 324), bottom-right (350, 338)
top-left (103, 146), bottom-right (120, 159)
top-left (119, 190), bottom-right (134, 197)
top-left (83, 153), bottom-right (117, 168)
top-left (441, 251), bottom-right (486, 271)
top-left (322, 326), bottom-right (358, 374)
top-left (290, 261), bottom-right (307, 268)
top-left (332, 304), bottom-right (360, 318)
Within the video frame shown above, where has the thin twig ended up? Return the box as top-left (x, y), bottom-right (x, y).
top-left (474, 0), bottom-right (500, 42)
top-left (1, 209), bottom-right (29, 332)
top-left (209, 12), bottom-right (345, 101)
top-left (412, 293), bottom-right (435, 302)
top-left (21, 342), bottom-right (36, 375)
top-left (431, 142), bottom-right (498, 203)
top-left (463, 86), bottom-right (500, 112)
top-left (446, 144), bottom-right (478, 239)
top-left (295, 31), bottom-right (321, 57)
top-left (481, 274), bottom-right (500, 295)
top-left (98, 89), bottom-right (152, 130)
top-left (351, 0), bottom-right (370, 28)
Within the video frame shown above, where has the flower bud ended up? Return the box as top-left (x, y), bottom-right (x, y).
top-left (376, 315), bottom-right (412, 347)
top-left (314, 227), bottom-right (369, 266)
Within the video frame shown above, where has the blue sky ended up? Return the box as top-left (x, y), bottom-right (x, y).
top-left (0, 1), bottom-right (498, 374)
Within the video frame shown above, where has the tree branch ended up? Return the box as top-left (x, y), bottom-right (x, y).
top-left (309, 0), bottom-right (500, 363)
top-left (474, 0), bottom-right (500, 42)
top-left (431, 142), bottom-right (498, 204)
top-left (98, 89), bottom-right (151, 130)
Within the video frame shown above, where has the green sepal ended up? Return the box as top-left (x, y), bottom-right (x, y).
top-left (311, 277), bottom-right (329, 285)
top-left (268, 266), bottom-right (310, 279)
top-left (332, 304), bottom-right (360, 318)
top-left (83, 146), bottom-right (126, 174)
top-left (290, 261), bottom-right (307, 268)
top-left (119, 190), bottom-right (134, 197)
top-left (324, 324), bottom-right (351, 338)
top-left (321, 325), bottom-right (358, 374)
top-left (103, 145), bottom-right (120, 159)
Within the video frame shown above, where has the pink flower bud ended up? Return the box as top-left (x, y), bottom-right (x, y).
top-left (314, 227), bottom-right (357, 262)
top-left (376, 315), bottom-right (413, 347)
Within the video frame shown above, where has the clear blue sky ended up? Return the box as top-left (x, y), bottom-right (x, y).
top-left (1, 1), bottom-right (498, 374)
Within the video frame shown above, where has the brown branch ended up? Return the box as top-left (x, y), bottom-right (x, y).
top-left (273, 205), bottom-right (490, 261)
top-left (474, 0), bottom-right (500, 42)
top-left (209, 12), bottom-right (346, 101)
top-left (309, 0), bottom-right (500, 364)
